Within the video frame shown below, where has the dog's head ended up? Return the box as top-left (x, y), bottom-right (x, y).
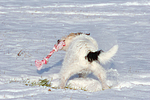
top-left (57, 32), bottom-right (90, 51)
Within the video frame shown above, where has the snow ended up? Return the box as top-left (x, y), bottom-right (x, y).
top-left (0, 0), bottom-right (150, 99)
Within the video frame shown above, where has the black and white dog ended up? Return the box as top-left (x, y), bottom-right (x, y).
top-left (57, 33), bottom-right (118, 90)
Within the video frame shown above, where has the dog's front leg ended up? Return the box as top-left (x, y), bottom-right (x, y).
top-left (59, 76), bottom-right (68, 89)
top-left (59, 66), bottom-right (79, 89)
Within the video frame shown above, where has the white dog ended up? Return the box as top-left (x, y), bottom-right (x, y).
top-left (57, 33), bottom-right (118, 90)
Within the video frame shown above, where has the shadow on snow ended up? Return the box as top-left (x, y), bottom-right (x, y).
top-left (37, 59), bottom-right (63, 74)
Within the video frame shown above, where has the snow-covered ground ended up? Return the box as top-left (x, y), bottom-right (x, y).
top-left (0, 0), bottom-right (150, 99)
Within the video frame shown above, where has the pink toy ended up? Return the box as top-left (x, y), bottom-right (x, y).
top-left (35, 40), bottom-right (66, 70)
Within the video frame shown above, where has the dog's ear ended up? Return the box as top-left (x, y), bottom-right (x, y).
top-left (85, 33), bottom-right (90, 35)
top-left (70, 32), bottom-right (90, 36)
top-left (75, 32), bottom-right (90, 36)
top-left (75, 32), bottom-right (82, 35)
top-left (69, 33), bottom-right (76, 36)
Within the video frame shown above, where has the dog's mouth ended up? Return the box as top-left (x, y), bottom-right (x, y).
top-left (57, 39), bottom-right (65, 46)
top-left (57, 39), bottom-right (65, 44)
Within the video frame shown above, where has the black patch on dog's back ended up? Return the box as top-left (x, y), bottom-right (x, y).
top-left (85, 50), bottom-right (103, 63)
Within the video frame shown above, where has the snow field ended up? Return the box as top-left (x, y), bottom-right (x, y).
top-left (0, 0), bottom-right (150, 99)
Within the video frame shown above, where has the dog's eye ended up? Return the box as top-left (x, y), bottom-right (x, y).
top-left (57, 40), bottom-right (60, 44)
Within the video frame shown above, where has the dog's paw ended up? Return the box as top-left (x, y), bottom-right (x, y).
top-left (59, 83), bottom-right (66, 89)
top-left (102, 84), bottom-right (110, 90)
top-left (59, 86), bottom-right (65, 89)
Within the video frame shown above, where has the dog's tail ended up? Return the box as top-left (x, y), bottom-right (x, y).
top-left (98, 45), bottom-right (118, 64)
top-left (85, 45), bottom-right (118, 64)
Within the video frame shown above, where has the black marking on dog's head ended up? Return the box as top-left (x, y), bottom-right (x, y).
top-left (85, 50), bottom-right (103, 63)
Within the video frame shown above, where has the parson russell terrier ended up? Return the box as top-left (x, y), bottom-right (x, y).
top-left (56, 33), bottom-right (118, 90)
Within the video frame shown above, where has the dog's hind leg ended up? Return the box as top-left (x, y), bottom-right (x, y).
top-left (91, 61), bottom-right (109, 90)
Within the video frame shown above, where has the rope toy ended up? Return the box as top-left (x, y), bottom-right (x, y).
top-left (35, 40), bottom-right (65, 70)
